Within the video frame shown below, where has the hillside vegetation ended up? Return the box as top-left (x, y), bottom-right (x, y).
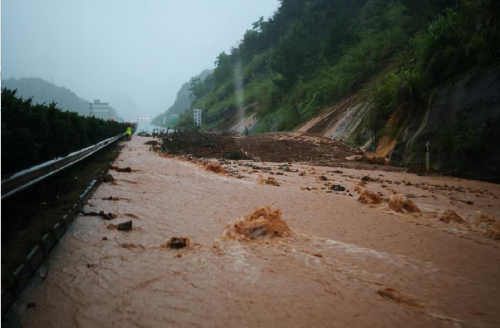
top-left (1, 89), bottom-right (127, 174)
top-left (152, 69), bottom-right (212, 126)
top-left (179, 0), bottom-right (498, 139)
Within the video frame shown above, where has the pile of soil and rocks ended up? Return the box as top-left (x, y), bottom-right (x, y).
top-left (158, 131), bottom-right (393, 169)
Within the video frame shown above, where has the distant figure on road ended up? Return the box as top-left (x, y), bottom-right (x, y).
top-left (125, 125), bottom-right (132, 140)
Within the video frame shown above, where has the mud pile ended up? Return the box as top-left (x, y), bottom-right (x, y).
top-left (223, 206), bottom-right (291, 241)
top-left (158, 131), bottom-right (367, 167)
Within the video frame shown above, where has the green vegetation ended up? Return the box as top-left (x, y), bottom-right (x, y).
top-left (1, 88), bottom-right (127, 174)
top-left (151, 69), bottom-right (212, 126)
top-left (181, 0), bottom-right (498, 140)
top-left (364, 0), bottom-right (500, 136)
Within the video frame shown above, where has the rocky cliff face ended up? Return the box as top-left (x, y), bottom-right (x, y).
top-left (295, 67), bottom-right (500, 180)
top-left (392, 68), bottom-right (500, 180)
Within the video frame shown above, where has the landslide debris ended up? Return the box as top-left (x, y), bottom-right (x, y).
top-left (157, 131), bottom-right (370, 168)
top-left (80, 210), bottom-right (116, 220)
top-left (111, 166), bottom-right (133, 173)
top-left (161, 237), bottom-right (191, 249)
top-left (107, 220), bottom-right (133, 231)
top-left (223, 206), bottom-right (291, 241)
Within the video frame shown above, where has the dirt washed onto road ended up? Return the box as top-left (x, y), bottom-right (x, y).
top-left (10, 136), bottom-right (500, 328)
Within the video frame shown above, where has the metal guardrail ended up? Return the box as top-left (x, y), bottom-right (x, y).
top-left (1, 133), bottom-right (125, 201)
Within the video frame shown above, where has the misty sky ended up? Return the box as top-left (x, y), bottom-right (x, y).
top-left (2, 0), bottom-right (278, 119)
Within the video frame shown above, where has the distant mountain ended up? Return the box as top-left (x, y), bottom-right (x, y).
top-left (109, 93), bottom-right (141, 121)
top-left (152, 69), bottom-right (212, 125)
top-left (2, 77), bottom-right (121, 120)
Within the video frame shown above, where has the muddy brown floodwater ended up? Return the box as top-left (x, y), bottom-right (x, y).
top-left (10, 136), bottom-right (500, 327)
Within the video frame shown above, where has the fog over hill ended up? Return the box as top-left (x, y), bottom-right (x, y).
top-left (2, 77), bottom-right (122, 120)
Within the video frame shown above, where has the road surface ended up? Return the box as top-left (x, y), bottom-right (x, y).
top-left (10, 136), bottom-right (500, 327)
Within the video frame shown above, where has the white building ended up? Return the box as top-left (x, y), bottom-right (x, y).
top-left (89, 99), bottom-right (110, 119)
top-left (193, 109), bottom-right (202, 127)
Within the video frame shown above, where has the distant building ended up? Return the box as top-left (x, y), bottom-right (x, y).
top-left (194, 109), bottom-right (202, 127)
top-left (90, 99), bottom-right (110, 119)
top-left (170, 114), bottom-right (180, 124)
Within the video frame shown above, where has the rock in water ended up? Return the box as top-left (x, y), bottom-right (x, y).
top-left (331, 185), bottom-right (345, 191)
top-left (118, 220), bottom-right (133, 231)
top-left (103, 174), bottom-right (114, 182)
top-left (163, 237), bottom-right (190, 249)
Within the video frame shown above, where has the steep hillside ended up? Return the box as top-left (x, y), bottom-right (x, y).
top-left (177, 0), bottom-right (499, 177)
top-left (297, 67), bottom-right (500, 179)
top-left (152, 69), bottom-right (212, 126)
top-left (2, 77), bottom-right (122, 120)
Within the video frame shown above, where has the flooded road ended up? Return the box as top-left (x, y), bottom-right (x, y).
top-left (11, 136), bottom-right (500, 327)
